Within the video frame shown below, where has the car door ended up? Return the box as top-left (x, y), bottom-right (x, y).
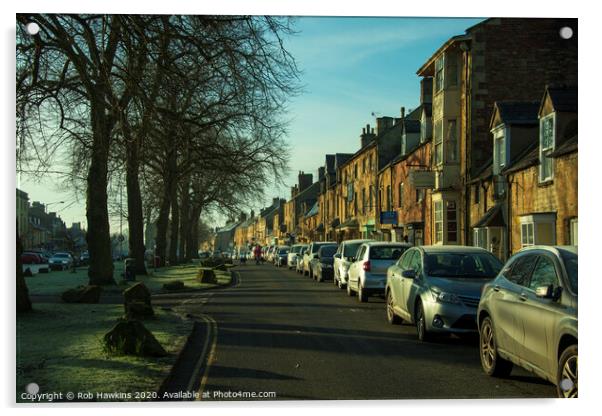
top-left (391, 249), bottom-right (415, 316)
top-left (334, 244), bottom-right (343, 278)
top-left (493, 253), bottom-right (538, 356)
top-left (519, 254), bottom-right (568, 376)
top-left (349, 245), bottom-right (366, 290)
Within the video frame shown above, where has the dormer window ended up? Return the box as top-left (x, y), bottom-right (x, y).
top-left (539, 113), bottom-right (555, 182)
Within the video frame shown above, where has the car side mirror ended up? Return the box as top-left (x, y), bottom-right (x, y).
top-left (334, 253), bottom-right (341, 259)
top-left (401, 269), bottom-right (417, 279)
top-left (313, 254), bottom-right (319, 259)
top-left (535, 284), bottom-right (556, 299)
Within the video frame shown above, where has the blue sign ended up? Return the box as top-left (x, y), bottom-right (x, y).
top-left (380, 211), bottom-right (398, 225)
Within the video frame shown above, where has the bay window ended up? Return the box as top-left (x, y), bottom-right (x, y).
top-left (434, 119), bottom-right (443, 165)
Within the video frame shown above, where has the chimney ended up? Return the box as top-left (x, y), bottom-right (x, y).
top-left (360, 123), bottom-right (376, 148)
top-left (318, 166), bottom-right (325, 180)
top-left (298, 171), bottom-right (313, 193)
top-left (400, 107), bottom-right (406, 119)
top-left (376, 116), bottom-right (394, 136)
top-left (420, 77), bottom-right (433, 105)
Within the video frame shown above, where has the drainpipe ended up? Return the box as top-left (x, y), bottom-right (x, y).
top-left (462, 43), bottom-right (472, 246)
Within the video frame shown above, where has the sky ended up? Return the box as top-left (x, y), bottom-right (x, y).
top-left (16, 16), bottom-right (484, 232)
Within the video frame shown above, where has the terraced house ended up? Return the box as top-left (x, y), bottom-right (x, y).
top-left (417, 17), bottom-right (577, 247)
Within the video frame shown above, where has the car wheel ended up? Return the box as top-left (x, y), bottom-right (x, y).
top-left (415, 301), bottom-right (432, 342)
top-left (346, 280), bottom-right (354, 296)
top-left (317, 271), bottom-right (322, 282)
top-left (338, 278), bottom-right (345, 290)
top-left (386, 291), bottom-right (401, 325)
top-left (358, 282), bottom-right (368, 303)
top-left (479, 316), bottom-right (513, 377)
top-left (557, 344), bottom-right (578, 398)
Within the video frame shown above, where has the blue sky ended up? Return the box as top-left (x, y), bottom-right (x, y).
top-left (18, 16), bottom-right (484, 231)
top-left (268, 16), bottom-right (483, 205)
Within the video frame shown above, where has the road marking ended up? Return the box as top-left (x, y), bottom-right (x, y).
top-left (186, 314), bottom-right (217, 393)
top-left (197, 315), bottom-right (218, 400)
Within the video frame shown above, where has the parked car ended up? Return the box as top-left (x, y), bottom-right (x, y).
top-left (274, 246), bottom-right (290, 267)
top-left (287, 244), bottom-right (307, 270)
top-left (296, 246), bottom-right (309, 274)
top-left (333, 239), bottom-right (374, 289)
top-left (303, 241), bottom-right (337, 277)
top-left (348, 242), bottom-right (412, 302)
top-left (21, 252), bottom-right (50, 275)
top-left (79, 251), bottom-right (90, 265)
top-left (477, 246), bottom-right (578, 398)
top-left (48, 252), bottom-right (74, 271)
top-left (385, 246), bottom-right (503, 342)
top-left (313, 244), bottom-right (339, 282)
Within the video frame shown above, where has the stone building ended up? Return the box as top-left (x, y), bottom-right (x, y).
top-left (417, 18), bottom-right (578, 246)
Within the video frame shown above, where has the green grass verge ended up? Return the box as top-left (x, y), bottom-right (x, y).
top-left (16, 303), bottom-right (192, 402)
top-left (25, 263), bottom-right (233, 296)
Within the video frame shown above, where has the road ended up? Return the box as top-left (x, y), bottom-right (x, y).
top-left (179, 263), bottom-right (556, 400)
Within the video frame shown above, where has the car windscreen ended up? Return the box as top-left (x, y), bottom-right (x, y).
top-left (319, 245), bottom-right (337, 257)
top-left (278, 248), bottom-right (289, 254)
top-left (424, 252), bottom-right (502, 278)
top-left (369, 246), bottom-right (409, 260)
top-left (291, 246), bottom-right (302, 253)
top-left (343, 243), bottom-right (363, 257)
top-left (312, 243), bottom-right (330, 253)
top-left (560, 250), bottom-right (578, 294)
top-left (54, 253), bottom-right (69, 258)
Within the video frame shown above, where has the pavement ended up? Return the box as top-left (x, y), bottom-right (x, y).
top-left (168, 262), bottom-right (556, 401)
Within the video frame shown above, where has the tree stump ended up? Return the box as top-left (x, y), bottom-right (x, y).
top-left (61, 285), bottom-right (103, 303)
top-left (103, 320), bottom-right (167, 357)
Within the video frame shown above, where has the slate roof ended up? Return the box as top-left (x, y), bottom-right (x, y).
top-left (495, 101), bottom-right (540, 125)
top-left (547, 86), bottom-right (577, 113)
top-left (305, 201), bottom-right (319, 217)
top-left (550, 134), bottom-right (578, 158)
top-left (325, 154), bottom-right (336, 174)
top-left (502, 142), bottom-right (539, 175)
top-left (473, 204), bottom-right (505, 228)
top-left (403, 119), bottom-right (422, 134)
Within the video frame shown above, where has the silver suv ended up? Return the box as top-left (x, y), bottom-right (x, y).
top-left (477, 246), bottom-right (578, 398)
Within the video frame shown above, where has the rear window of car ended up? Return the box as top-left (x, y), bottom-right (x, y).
top-left (319, 245), bottom-right (337, 257)
top-left (343, 243), bottom-right (363, 257)
top-left (369, 246), bottom-right (409, 260)
top-left (424, 252), bottom-right (502, 278)
top-left (278, 248), bottom-right (289, 254)
top-left (54, 253), bottom-right (69, 258)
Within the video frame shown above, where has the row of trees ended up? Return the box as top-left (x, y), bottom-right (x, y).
top-left (16, 14), bottom-right (300, 287)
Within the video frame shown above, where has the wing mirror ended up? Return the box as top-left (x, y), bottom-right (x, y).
top-left (313, 253), bottom-right (319, 259)
top-left (535, 284), bottom-right (562, 300)
top-left (334, 253), bottom-right (341, 259)
top-left (401, 269), bottom-right (417, 279)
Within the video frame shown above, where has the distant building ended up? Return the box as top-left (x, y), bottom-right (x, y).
top-left (16, 188), bottom-right (29, 241)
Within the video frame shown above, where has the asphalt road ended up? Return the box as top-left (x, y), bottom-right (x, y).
top-left (183, 263), bottom-right (556, 401)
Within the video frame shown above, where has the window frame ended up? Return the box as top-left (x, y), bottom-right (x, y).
top-left (434, 200), bottom-right (443, 244)
top-left (539, 113), bottom-right (556, 183)
top-left (434, 119), bottom-right (444, 166)
top-left (434, 55), bottom-right (444, 93)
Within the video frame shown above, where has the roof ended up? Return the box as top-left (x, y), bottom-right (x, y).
top-left (493, 101), bottom-right (540, 127)
top-left (469, 161), bottom-right (492, 184)
top-left (305, 201), bottom-right (319, 217)
top-left (417, 34), bottom-right (471, 76)
top-left (325, 154), bottom-right (335, 174)
top-left (518, 245), bottom-right (577, 256)
top-left (473, 204), bottom-right (505, 228)
top-left (337, 218), bottom-right (359, 229)
top-left (419, 245), bottom-right (494, 254)
top-left (363, 242), bottom-right (413, 248)
top-left (546, 86), bottom-right (577, 113)
top-left (217, 221), bottom-right (241, 233)
top-left (334, 153), bottom-right (354, 168)
top-left (502, 142), bottom-right (539, 175)
top-left (550, 134), bottom-right (578, 158)
top-left (403, 119), bottom-right (421, 134)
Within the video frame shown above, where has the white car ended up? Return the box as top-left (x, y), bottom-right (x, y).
top-left (287, 244), bottom-right (307, 270)
top-left (333, 239), bottom-right (374, 289)
top-left (49, 252), bottom-right (74, 271)
top-left (303, 242), bottom-right (337, 277)
top-left (347, 242), bottom-right (412, 302)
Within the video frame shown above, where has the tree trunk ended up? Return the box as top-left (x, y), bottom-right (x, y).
top-left (155, 184), bottom-right (171, 268)
top-left (178, 180), bottom-right (191, 263)
top-left (168, 184), bottom-right (179, 265)
top-left (87, 103), bottom-right (115, 285)
top-left (125, 136), bottom-right (147, 275)
top-left (186, 207), bottom-right (201, 259)
top-left (16, 223), bottom-right (32, 313)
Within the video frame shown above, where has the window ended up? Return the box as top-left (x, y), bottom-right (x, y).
top-left (521, 223), bottom-right (534, 247)
top-left (434, 200), bottom-right (443, 243)
top-left (507, 254), bottom-right (538, 287)
top-left (493, 127), bottom-right (506, 174)
top-left (528, 256), bottom-right (558, 291)
top-left (398, 182), bottom-right (404, 208)
top-left (539, 114), bottom-right (555, 182)
top-left (447, 53), bottom-right (458, 87)
top-left (354, 163), bottom-right (358, 179)
top-left (362, 188), bottom-right (366, 214)
top-left (447, 119), bottom-right (458, 162)
top-left (420, 114), bottom-right (427, 143)
top-left (416, 188), bottom-right (425, 203)
top-left (369, 185), bottom-right (374, 211)
top-left (447, 200), bottom-right (457, 243)
top-left (520, 214), bottom-right (556, 248)
top-left (569, 218), bottom-right (578, 246)
top-left (474, 228), bottom-right (488, 249)
top-left (400, 249), bottom-right (415, 269)
top-left (368, 155), bottom-right (372, 172)
top-left (386, 185), bottom-right (392, 211)
top-left (435, 55), bottom-right (444, 93)
top-left (362, 158), bottom-right (366, 174)
top-left (473, 184), bottom-right (480, 205)
top-left (434, 119), bottom-right (444, 165)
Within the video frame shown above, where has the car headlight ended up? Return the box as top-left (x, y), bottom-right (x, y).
top-left (431, 289), bottom-right (461, 304)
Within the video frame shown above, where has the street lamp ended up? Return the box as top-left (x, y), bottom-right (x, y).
top-left (44, 200), bottom-right (65, 214)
